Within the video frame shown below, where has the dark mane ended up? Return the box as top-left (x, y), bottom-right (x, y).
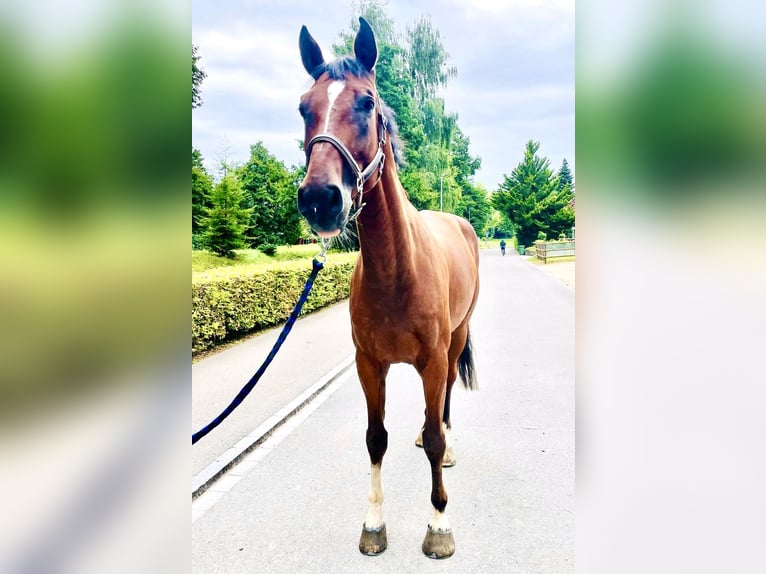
top-left (379, 100), bottom-right (404, 167)
top-left (319, 56), bottom-right (371, 81)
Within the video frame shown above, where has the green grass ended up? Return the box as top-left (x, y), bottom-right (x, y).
top-left (192, 244), bottom-right (324, 272)
top-left (528, 255), bottom-right (575, 265)
top-left (192, 246), bottom-right (358, 286)
top-left (195, 237), bottom-right (516, 271)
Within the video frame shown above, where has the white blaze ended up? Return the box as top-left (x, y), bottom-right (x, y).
top-left (324, 80), bottom-right (346, 132)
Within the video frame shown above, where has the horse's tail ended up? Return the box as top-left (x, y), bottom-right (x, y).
top-left (458, 326), bottom-right (477, 391)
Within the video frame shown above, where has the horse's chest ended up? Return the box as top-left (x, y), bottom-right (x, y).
top-left (350, 299), bottom-right (439, 363)
top-left (353, 319), bottom-right (418, 362)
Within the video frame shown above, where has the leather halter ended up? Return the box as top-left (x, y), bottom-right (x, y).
top-left (304, 103), bottom-right (388, 220)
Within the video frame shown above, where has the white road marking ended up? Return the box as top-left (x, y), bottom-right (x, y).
top-left (192, 366), bottom-right (354, 523)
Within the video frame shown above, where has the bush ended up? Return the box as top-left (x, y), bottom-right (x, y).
top-left (259, 243), bottom-right (278, 256)
top-left (192, 233), bottom-right (205, 250)
top-left (192, 256), bottom-right (356, 354)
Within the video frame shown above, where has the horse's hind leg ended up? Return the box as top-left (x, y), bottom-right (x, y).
top-left (414, 404), bottom-right (454, 468)
top-left (441, 379), bottom-right (457, 467)
top-left (421, 373), bottom-right (456, 465)
top-left (419, 355), bottom-right (456, 559)
top-left (356, 351), bottom-right (389, 555)
top-left (414, 398), bottom-right (455, 468)
top-left (415, 325), bottom-right (467, 467)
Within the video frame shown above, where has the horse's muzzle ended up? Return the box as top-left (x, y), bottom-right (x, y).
top-left (297, 183), bottom-right (347, 236)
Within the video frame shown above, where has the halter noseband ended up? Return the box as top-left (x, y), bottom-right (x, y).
top-left (304, 103), bottom-right (388, 221)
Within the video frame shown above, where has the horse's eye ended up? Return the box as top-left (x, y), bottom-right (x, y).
top-left (361, 97), bottom-right (375, 113)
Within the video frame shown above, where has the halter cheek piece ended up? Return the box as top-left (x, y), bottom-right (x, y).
top-left (304, 101), bottom-right (388, 221)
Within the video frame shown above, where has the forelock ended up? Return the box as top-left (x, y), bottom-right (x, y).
top-left (316, 56), bottom-right (371, 81)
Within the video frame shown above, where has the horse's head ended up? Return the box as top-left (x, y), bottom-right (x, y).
top-left (297, 18), bottom-right (387, 237)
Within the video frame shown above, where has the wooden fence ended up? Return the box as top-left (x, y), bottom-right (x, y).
top-left (534, 240), bottom-right (575, 263)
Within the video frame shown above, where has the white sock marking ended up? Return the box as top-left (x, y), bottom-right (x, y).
top-left (324, 80), bottom-right (346, 132)
top-left (429, 507), bottom-right (451, 532)
top-left (364, 463), bottom-right (384, 529)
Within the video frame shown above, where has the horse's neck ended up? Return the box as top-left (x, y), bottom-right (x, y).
top-left (355, 147), bottom-right (419, 285)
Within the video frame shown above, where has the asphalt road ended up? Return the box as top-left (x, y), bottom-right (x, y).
top-left (192, 300), bottom-right (355, 481)
top-left (192, 248), bottom-right (574, 573)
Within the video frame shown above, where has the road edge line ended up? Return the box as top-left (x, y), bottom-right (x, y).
top-left (192, 353), bottom-right (355, 499)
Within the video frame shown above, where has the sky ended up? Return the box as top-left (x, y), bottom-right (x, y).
top-left (191, 0), bottom-right (574, 190)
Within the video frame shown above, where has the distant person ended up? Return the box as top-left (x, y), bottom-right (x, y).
top-left (500, 239), bottom-right (506, 256)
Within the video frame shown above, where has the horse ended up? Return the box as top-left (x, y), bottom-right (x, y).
top-left (296, 18), bottom-right (480, 559)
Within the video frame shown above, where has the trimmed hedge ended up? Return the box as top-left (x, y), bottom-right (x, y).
top-left (192, 254), bottom-right (357, 354)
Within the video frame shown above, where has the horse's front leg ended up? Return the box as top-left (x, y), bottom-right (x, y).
top-left (418, 355), bottom-right (456, 559)
top-left (356, 351), bottom-right (389, 555)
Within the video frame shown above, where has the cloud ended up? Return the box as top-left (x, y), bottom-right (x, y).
top-left (192, 0), bottom-right (574, 189)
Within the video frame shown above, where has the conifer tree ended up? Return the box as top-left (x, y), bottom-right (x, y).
top-left (192, 148), bottom-right (213, 235)
top-left (557, 158), bottom-right (574, 191)
top-left (202, 174), bottom-right (252, 258)
top-left (493, 141), bottom-right (574, 247)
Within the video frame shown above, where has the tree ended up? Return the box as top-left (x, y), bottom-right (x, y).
top-left (493, 141), bottom-right (574, 247)
top-left (486, 209), bottom-right (515, 239)
top-left (202, 174), bottom-right (252, 258)
top-left (238, 142), bottom-right (303, 247)
top-left (334, 0), bottom-right (399, 52)
top-left (192, 45), bottom-right (207, 109)
top-left (421, 98), bottom-right (457, 147)
top-left (192, 148), bottom-right (213, 235)
top-left (373, 44), bottom-right (426, 162)
top-left (557, 158), bottom-right (574, 191)
top-left (459, 182), bottom-right (492, 238)
top-left (399, 169), bottom-right (436, 210)
top-left (450, 126), bottom-right (481, 187)
top-left (406, 15), bottom-right (457, 108)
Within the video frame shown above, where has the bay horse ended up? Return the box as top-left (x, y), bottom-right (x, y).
top-left (297, 18), bottom-right (480, 559)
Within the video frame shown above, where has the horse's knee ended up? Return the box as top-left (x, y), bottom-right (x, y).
top-left (366, 426), bottom-right (388, 464)
top-left (421, 426), bottom-right (445, 462)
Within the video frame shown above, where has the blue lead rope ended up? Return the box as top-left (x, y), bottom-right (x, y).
top-left (192, 256), bottom-right (325, 445)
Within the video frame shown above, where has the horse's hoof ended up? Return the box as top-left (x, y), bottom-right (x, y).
top-left (359, 524), bottom-right (387, 555)
top-left (415, 428), bottom-right (423, 448)
top-left (442, 446), bottom-right (456, 467)
top-left (422, 526), bottom-right (455, 559)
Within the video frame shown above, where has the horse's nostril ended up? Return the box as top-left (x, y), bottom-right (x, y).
top-left (297, 187), bottom-right (311, 216)
top-left (297, 184), bottom-right (344, 227)
top-left (327, 185), bottom-right (342, 215)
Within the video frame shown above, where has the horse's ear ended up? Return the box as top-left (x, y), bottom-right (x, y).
top-left (299, 25), bottom-right (325, 79)
top-left (354, 17), bottom-right (377, 73)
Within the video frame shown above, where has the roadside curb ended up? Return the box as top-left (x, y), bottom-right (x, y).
top-left (192, 353), bottom-right (356, 499)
